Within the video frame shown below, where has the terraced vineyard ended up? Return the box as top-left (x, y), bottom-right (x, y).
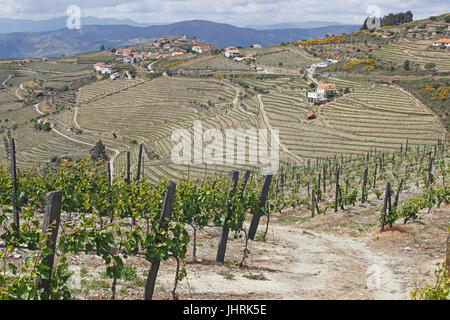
top-left (75, 76), bottom-right (264, 178)
top-left (12, 127), bottom-right (90, 167)
top-left (237, 76), bottom-right (446, 161)
top-left (68, 73), bottom-right (448, 182)
top-left (253, 48), bottom-right (319, 69)
top-left (372, 40), bottom-right (450, 71)
top-left (318, 77), bottom-right (445, 155)
top-left (24, 61), bottom-right (91, 73)
top-left (178, 55), bottom-right (255, 72)
top-left (77, 79), bottom-right (146, 104)
top-left (44, 72), bottom-right (94, 90)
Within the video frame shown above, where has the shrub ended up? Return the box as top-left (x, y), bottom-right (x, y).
top-left (411, 262), bottom-right (449, 300)
top-left (90, 140), bottom-right (108, 162)
top-left (404, 60), bottom-right (411, 71)
top-left (425, 62), bottom-right (437, 71)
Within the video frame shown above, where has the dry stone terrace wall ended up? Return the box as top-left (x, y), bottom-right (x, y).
top-left (372, 40), bottom-right (450, 72)
top-left (64, 73), bottom-right (448, 183)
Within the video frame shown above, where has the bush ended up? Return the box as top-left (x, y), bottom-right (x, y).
top-left (404, 60), bottom-right (410, 71)
top-left (411, 262), bottom-right (449, 300)
top-left (34, 122), bottom-right (51, 132)
top-left (398, 196), bottom-right (420, 223)
top-left (424, 62), bottom-right (436, 71)
top-left (90, 140), bottom-right (108, 162)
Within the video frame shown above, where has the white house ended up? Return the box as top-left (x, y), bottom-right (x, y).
top-left (251, 44), bottom-right (262, 49)
top-left (432, 38), bottom-right (450, 47)
top-left (192, 45), bottom-right (210, 54)
top-left (100, 64), bottom-right (113, 74)
top-left (110, 72), bottom-right (120, 80)
top-left (225, 49), bottom-right (240, 58)
top-left (308, 83), bottom-right (338, 104)
top-left (93, 62), bottom-right (105, 71)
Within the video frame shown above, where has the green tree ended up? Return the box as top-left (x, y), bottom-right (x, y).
top-left (404, 60), bottom-right (410, 71)
top-left (424, 62), bottom-right (436, 71)
top-left (90, 140), bottom-right (108, 162)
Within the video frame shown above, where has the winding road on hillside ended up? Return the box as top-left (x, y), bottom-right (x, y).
top-left (1, 74), bottom-right (12, 88)
top-left (34, 101), bottom-right (120, 182)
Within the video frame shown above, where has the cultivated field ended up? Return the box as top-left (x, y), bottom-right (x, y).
top-left (372, 40), bottom-right (450, 72)
top-left (64, 73), bottom-right (447, 182)
top-left (252, 48), bottom-right (319, 69)
top-left (24, 61), bottom-right (91, 73)
top-left (177, 55), bottom-right (255, 73)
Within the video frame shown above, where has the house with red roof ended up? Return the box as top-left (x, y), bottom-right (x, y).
top-left (93, 62), bottom-right (105, 71)
top-left (100, 64), bottom-right (113, 74)
top-left (432, 38), bottom-right (450, 47)
top-left (225, 49), bottom-right (240, 58)
top-left (308, 83), bottom-right (339, 104)
top-left (192, 45), bottom-right (210, 54)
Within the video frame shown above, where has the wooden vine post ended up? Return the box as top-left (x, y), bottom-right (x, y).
top-left (380, 182), bottom-right (390, 232)
top-left (136, 144), bottom-right (143, 181)
top-left (334, 167), bottom-right (339, 213)
top-left (241, 170), bottom-right (251, 197)
top-left (126, 151), bottom-right (131, 182)
top-left (311, 189), bottom-right (316, 217)
top-left (317, 173), bottom-right (321, 201)
top-left (428, 153), bottom-right (434, 185)
top-left (216, 170), bottom-right (239, 263)
top-left (10, 138), bottom-right (19, 228)
top-left (36, 190), bottom-right (63, 294)
top-left (248, 174), bottom-right (273, 240)
top-left (144, 180), bottom-right (176, 300)
top-left (393, 178), bottom-right (404, 211)
top-left (361, 167), bottom-right (368, 204)
top-left (373, 162), bottom-right (377, 189)
top-left (107, 160), bottom-right (111, 186)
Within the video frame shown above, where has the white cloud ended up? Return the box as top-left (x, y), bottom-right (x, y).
top-left (0, 0), bottom-right (448, 25)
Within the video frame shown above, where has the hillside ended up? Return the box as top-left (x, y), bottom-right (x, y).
top-left (0, 11), bottom-right (448, 302)
top-left (0, 20), bottom-right (359, 58)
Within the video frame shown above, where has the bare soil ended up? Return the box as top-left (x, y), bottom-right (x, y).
top-left (42, 195), bottom-right (448, 300)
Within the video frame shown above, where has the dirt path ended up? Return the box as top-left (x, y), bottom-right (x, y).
top-left (34, 102), bottom-right (120, 182)
top-left (2, 74), bottom-right (12, 87)
top-left (169, 222), bottom-right (409, 300)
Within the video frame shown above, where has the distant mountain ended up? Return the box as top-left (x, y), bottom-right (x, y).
top-left (0, 19), bottom-right (360, 58)
top-left (0, 16), bottom-right (157, 33)
top-left (246, 21), bottom-right (354, 30)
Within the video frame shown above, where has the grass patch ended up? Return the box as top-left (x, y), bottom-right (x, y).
top-left (276, 214), bottom-right (306, 225)
top-left (243, 273), bottom-right (268, 281)
top-left (82, 279), bottom-right (110, 290)
top-left (218, 271), bottom-right (236, 280)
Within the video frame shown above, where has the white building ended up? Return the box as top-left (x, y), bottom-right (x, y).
top-left (192, 45), bottom-right (210, 54)
top-left (110, 72), bottom-right (120, 80)
top-left (93, 62), bottom-right (105, 71)
top-left (308, 83), bottom-right (338, 104)
top-left (225, 49), bottom-right (240, 58)
top-left (100, 65), bottom-right (113, 74)
top-left (432, 38), bottom-right (450, 47)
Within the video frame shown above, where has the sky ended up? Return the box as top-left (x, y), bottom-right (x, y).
top-left (0, 0), bottom-right (448, 26)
